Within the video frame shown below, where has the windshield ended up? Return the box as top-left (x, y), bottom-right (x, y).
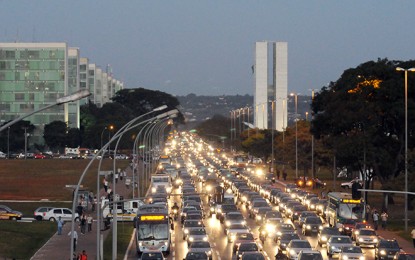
top-left (280, 234), bottom-right (299, 240)
top-left (222, 205), bottom-right (238, 211)
top-left (323, 228), bottom-right (340, 235)
top-left (359, 229), bottom-right (376, 236)
top-left (237, 233), bottom-right (254, 240)
top-left (299, 253), bottom-right (323, 260)
top-left (266, 212), bottom-right (282, 218)
top-left (223, 198), bottom-right (234, 204)
top-left (137, 223), bottom-right (168, 240)
top-left (380, 241), bottom-right (400, 249)
top-left (253, 202), bottom-right (269, 207)
top-left (239, 243), bottom-right (258, 251)
top-left (185, 252), bottom-right (208, 260)
top-left (227, 214), bottom-right (244, 220)
top-left (290, 241), bottom-right (311, 248)
top-left (342, 247), bottom-right (362, 253)
top-left (241, 253), bottom-right (265, 260)
top-left (330, 236), bottom-right (352, 244)
top-left (153, 177), bottom-right (169, 183)
top-left (190, 241), bottom-right (210, 249)
top-left (306, 218), bottom-right (322, 224)
top-left (338, 203), bottom-right (363, 219)
top-left (184, 220), bottom-right (203, 227)
top-left (189, 229), bottom-right (206, 235)
top-left (141, 252), bottom-right (164, 259)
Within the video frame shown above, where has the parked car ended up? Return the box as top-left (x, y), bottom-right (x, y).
top-left (34, 206), bottom-right (55, 221)
top-left (340, 177), bottom-right (362, 189)
top-left (43, 208), bottom-right (79, 222)
top-left (0, 205), bottom-right (23, 220)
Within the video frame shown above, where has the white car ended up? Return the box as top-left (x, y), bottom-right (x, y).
top-left (327, 235), bottom-right (354, 258)
top-left (43, 208), bottom-right (79, 222)
top-left (226, 223), bottom-right (250, 242)
top-left (0, 151), bottom-right (6, 158)
top-left (285, 239), bottom-right (312, 260)
top-left (338, 246), bottom-right (365, 260)
top-left (340, 178), bottom-right (362, 189)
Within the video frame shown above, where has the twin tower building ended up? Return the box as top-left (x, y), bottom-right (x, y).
top-left (254, 41), bottom-right (287, 132)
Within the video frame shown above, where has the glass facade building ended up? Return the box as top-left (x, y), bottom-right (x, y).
top-left (0, 42), bottom-right (124, 147)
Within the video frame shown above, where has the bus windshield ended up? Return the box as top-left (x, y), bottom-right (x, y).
top-left (338, 203), bottom-right (363, 219)
top-left (137, 223), bottom-right (168, 240)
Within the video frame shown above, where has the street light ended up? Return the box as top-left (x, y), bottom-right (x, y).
top-left (100, 127), bottom-right (107, 150)
top-left (0, 89), bottom-right (90, 132)
top-left (291, 93), bottom-right (299, 179)
top-left (396, 67), bottom-right (415, 232)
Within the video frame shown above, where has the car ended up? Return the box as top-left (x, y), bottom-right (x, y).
top-left (226, 223), bottom-right (250, 242)
top-left (297, 250), bottom-right (323, 260)
top-left (34, 153), bottom-right (47, 159)
top-left (326, 235), bottom-right (354, 258)
top-left (338, 246), bottom-right (365, 260)
top-left (140, 250), bottom-right (166, 260)
top-left (375, 239), bottom-right (401, 260)
top-left (235, 242), bottom-right (259, 260)
top-left (183, 220), bottom-right (204, 240)
top-left (0, 205), bottom-right (23, 220)
top-left (187, 228), bottom-right (208, 245)
top-left (183, 252), bottom-right (208, 260)
top-left (297, 211), bottom-right (318, 227)
top-left (241, 251), bottom-right (265, 260)
top-left (43, 207), bottom-right (79, 222)
top-left (352, 222), bottom-right (374, 241)
top-left (34, 206), bottom-right (55, 221)
top-left (339, 219), bottom-right (357, 236)
top-left (285, 239), bottom-right (312, 260)
top-left (355, 228), bottom-right (379, 247)
top-left (317, 226), bottom-right (341, 247)
top-left (233, 232), bottom-right (256, 254)
top-left (0, 151), bottom-right (6, 158)
top-left (394, 252), bottom-right (415, 260)
top-left (341, 178), bottom-right (362, 189)
top-left (188, 241), bottom-right (212, 260)
top-left (224, 212), bottom-right (246, 228)
top-left (276, 233), bottom-right (300, 256)
top-left (274, 223), bottom-right (296, 241)
top-left (301, 216), bottom-right (323, 236)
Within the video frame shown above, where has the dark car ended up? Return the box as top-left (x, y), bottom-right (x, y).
top-left (276, 233), bottom-right (300, 256)
top-left (183, 252), bottom-right (208, 260)
top-left (235, 242), bottom-right (259, 260)
top-left (301, 216), bottom-right (323, 236)
top-left (317, 226), bottom-right (341, 247)
top-left (375, 239), bottom-right (401, 260)
top-left (394, 252), bottom-right (415, 260)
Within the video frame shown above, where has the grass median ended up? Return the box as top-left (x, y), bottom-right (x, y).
top-left (103, 223), bottom-right (135, 259)
top-left (0, 221), bottom-right (56, 259)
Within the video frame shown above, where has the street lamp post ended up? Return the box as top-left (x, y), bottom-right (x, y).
top-left (100, 127), bottom-right (107, 150)
top-left (396, 67), bottom-right (415, 232)
top-left (271, 100), bottom-right (275, 173)
top-left (291, 93), bottom-right (299, 179)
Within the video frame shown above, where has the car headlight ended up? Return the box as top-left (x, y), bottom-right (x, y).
top-left (373, 238), bottom-right (378, 243)
top-left (207, 250), bottom-right (212, 256)
top-left (342, 256), bottom-right (349, 260)
top-left (203, 236), bottom-right (208, 241)
top-left (359, 237), bottom-right (364, 242)
top-left (380, 250), bottom-right (386, 255)
top-left (210, 207), bottom-right (215, 212)
top-left (217, 209), bottom-right (222, 213)
top-left (266, 224), bottom-right (275, 233)
top-left (355, 230), bottom-right (359, 235)
top-left (241, 220), bottom-right (246, 225)
top-left (321, 236), bottom-right (327, 241)
top-left (173, 209), bottom-right (177, 214)
top-left (306, 225), bottom-right (311, 230)
top-left (290, 249), bottom-right (296, 256)
top-left (230, 234), bottom-right (236, 241)
top-left (261, 230), bottom-right (266, 235)
top-left (189, 237), bottom-right (194, 242)
top-left (151, 187), bottom-right (156, 193)
top-left (184, 229), bottom-right (189, 234)
top-left (256, 215), bottom-right (262, 220)
top-left (359, 256), bottom-right (365, 260)
top-left (139, 242), bottom-right (143, 246)
top-left (225, 221), bottom-right (231, 227)
top-left (206, 185), bottom-right (212, 192)
top-left (319, 225), bottom-right (323, 230)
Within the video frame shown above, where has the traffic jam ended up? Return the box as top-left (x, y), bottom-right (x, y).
top-left (136, 132), bottom-right (405, 260)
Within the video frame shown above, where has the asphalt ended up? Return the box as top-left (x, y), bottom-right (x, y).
top-left (274, 179), bottom-right (415, 254)
top-left (30, 163), bottom-right (136, 260)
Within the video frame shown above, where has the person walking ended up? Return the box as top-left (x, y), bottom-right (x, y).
top-left (87, 214), bottom-right (93, 232)
top-left (373, 210), bottom-right (380, 230)
top-left (80, 215), bottom-right (86, 234)
top-left (103, 177), bottom-right (108, 193)
top-left (57, 216), bottom-right (64, 235)
top-left (381, 211), bottom-right (388, 230)
top-left (411, 228), bottom-right (415, 248)
top-left (68, 230), bottom-right (78, 252)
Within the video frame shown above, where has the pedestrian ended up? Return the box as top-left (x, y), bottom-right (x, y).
top-left (87, 214), bottom-right (93, 232)
top-left (91, 196), bottom-right (96, 212)
top-left (115, 171), bottom-right (119, 184)
top-left (282, 171), bottom-right (287, 181)
top-left (103, 177), bottom-right (108, 193)
top-left (57, 216), bottom-right (64, 235)
top-left (77, 202), bottom-right (84, 218)
top-left (381, 211), bottom-right (388, 230)
top-left (411, 228), bottom-right (415, 248)
top-left (78, 250), bottom-right (88, 260)
top-left (373, 210), bottom-right (379, 230)
top-left (68, 230), bottom-right (78, 252)
top-left (276, 170), bottom-right (280, 180)
top-left (80, 215), bottom-right (86, 234)
top-left (365, 204), bottom-right (371, 221)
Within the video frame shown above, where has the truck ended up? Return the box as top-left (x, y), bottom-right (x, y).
top-left (101, 196), bottom-right (144, 221)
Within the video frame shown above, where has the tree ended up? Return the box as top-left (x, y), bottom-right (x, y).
top-left (311, 59), bottom-right (415, 205)
top-left (240, 129), bottom-right (273, 162)
top-left (44, 121), bottom-right (68, 151)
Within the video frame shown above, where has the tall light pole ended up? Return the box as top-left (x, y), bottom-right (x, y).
top-left (291, 93), bottom-right (299, 179)
top-left (396, 67), bottom-right (415, 232)
top-left (7, 126), bottom-right (10, 159)
top-left (24, 127), bottom-right (28, 160)
top-left (100, 127), bottom-right (107, 150)
top-left (108, 125), bottom-right (114, 155)
top-left (310, 89), bottom-right (317, 179)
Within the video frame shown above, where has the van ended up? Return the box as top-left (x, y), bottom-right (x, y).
top-left (101, 197), bottom-right (143, 221)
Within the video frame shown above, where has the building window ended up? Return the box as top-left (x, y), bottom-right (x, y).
top-left (15, 93), bottom-right (25, 101)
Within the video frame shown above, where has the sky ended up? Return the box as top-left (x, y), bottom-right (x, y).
top-left (1, 1), bottom-right (415, 96)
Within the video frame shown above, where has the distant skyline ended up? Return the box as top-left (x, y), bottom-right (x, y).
top-left (1, 1), bottom-right (414, 96)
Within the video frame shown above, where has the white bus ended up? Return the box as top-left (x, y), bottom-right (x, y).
top-left (134, 204), bottom-right (172, 255)
top-left (326, 192), bottom-right (364, 227)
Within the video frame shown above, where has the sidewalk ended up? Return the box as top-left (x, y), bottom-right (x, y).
top-left (31, 164), bottom-right (135, 260)
top-left (273, 179), bottom-right (415, 254)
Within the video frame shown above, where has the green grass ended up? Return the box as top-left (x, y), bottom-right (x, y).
top-left (0, 221), bottom-right (56, 259)
top-left (103, 223), bottom-right (135, 259)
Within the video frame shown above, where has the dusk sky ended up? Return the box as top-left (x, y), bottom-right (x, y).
top-left (1, 1), bottom-right (414, 96)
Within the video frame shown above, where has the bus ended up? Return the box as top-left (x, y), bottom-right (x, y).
top-left (326, 192), bottom-right (364, 227)
top-left (134, 204), bottom-right (172, 255)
